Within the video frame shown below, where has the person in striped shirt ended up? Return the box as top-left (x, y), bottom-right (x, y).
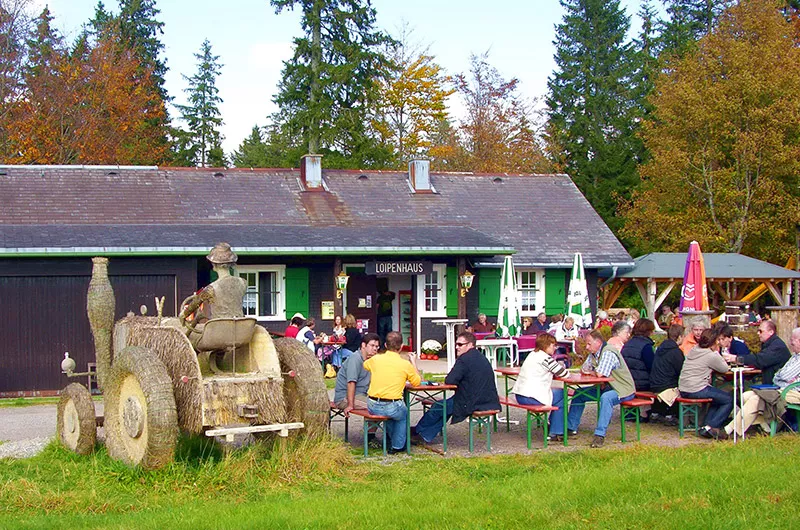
top-left (723, 327), bottom-right (800, 437)
top-left (512, 333), bottom-right (570, 441)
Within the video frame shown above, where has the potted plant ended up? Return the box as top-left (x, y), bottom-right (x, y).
top-left (420, 339), bottom-right (442, 360)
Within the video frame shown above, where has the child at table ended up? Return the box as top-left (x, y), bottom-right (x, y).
top-left (511, 333), bottom-right (570, 441)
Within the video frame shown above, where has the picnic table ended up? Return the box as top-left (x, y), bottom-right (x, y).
top-left (554, 373), bottom-right (613, 447)
top-left (404, 382), bottom-right (458, 454)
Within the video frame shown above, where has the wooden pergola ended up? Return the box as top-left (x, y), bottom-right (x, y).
top-left (599, 253), bottom-right (800, 320)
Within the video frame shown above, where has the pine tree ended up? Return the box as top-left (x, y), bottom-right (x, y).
top-left (26, 6), bottom-right (63, 79)
top-left (175, 39), bottom-right (225, 167)
top-left (546, 0), bottom-right (644, 230)
top-left (117, 0), bottom-right (167, 99)
top-left (270, 0), bottom-right (395, 168)
top-left (231, 126), bottom-right (272, 168)
top-left (88, 1), bottom-right (112, 41)
top-left (658, 0), bottom-right (733, 58)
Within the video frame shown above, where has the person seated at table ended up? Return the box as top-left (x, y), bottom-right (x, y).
top-left (722, 327), bottom-right (800, 437)
top-left (555, 316), bottom-right (579, 342)
top-left (712, 322), bottom-right (750, 356)
top-left (334, 332), bottom-right (380, 414)
top-left (521, 317), bottom-right (536, 335)
top-left (331, 314), bottom-right (346, 338)
top-left (297, 319), bottom-right (330, 375)
top-left (532, 312), bottom-right (550, 332)
top-left (620, 318), bottom-right (656, 421)
top-left (284, 313), bottom-right (305, 339)
top-left (470, 313), bottom-right (496, 334)
top-left (412, 331), bottom-right (501, 445)
top-left (732, 320), bottom-right (790, 385)
top-left (594, 310), bottom-right (613, 330)
top-left (621, 319), bottom-right (656, 392)
top-left (511, 333), bottom-right (570, 441)
top-left (649, 324), bottom-right (685, 425)
top-left (679, 328), bottom-right (733, 440)
top-left (680, 321), bottom-right (706, 354)
top-left (567, 322), bottom-right (635, 448)
top-left (363, 331), bottom-right (421, 454)
top-left (658, 305), bottom-right (675, 330)
top-left (627, 309), bottom-right (640, 327)
top-left (548, 314), bottom-right (563, 333)
top-left (338, 313), bottom-right (362, 366)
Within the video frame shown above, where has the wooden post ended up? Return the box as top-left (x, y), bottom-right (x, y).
top-left (765, 306), bottom-right (799, 346)
top-left (334, 257), bottom-right (343, 318)
top-left (457, 257), bottom-right (467, 333)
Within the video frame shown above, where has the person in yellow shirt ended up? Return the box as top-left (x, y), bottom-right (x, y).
top-left (363, 331), bottom-right (421, 454)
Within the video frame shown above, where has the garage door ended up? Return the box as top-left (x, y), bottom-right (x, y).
top-left (0, 274), bottom-right (176, 394)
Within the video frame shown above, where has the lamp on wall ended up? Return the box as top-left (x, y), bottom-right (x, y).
top-left (335, 271), bottom-right (350, 299)
top-left (460, 270), bottom-right (474, 297)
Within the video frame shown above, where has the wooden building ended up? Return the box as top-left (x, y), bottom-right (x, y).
top-left (0, 158), bottom-right (632, 394)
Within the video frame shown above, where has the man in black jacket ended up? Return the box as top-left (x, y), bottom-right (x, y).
top-left (732, 320), bottom-right (790, 385)
top-left (413, 331), bottom-right (501, 444)
top-left (649, 324), bottom-right (685, 424)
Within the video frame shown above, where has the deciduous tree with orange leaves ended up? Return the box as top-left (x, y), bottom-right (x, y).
top-left (4, 8), bottom-right (168, 165)
top-left (621, 0), bottom-right (800, 264)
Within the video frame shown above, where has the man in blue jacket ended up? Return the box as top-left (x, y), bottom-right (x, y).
top-left (412, 331), bottom-right (501, 444)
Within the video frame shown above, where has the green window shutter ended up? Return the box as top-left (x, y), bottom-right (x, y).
top-left (478, 268), bottom-right (501, 318)
top-left (446, 266), bottom-right (458, 317)
top-left (544, 269), bottom-right (567, 315)
top-left (284, 267), bottom-right (309, 319)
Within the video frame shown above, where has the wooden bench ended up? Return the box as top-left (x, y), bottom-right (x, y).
top-left (349, 409), bottom-right (390, 456)
top-left (498, 396), bottom-right (559, 449)
top-left (675, 397), bottom-right (713, 438)
top-left (620, 397), bottom-right (654, 442)
top-left (635, 391), bottom-right (658, 400)
top-left (329, 402), bottom-right (350, 442)
top-left (468, 409), bottom-right (501, 452)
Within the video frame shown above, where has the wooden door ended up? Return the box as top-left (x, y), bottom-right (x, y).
top-left (346, 271), bottom-right (377, 333)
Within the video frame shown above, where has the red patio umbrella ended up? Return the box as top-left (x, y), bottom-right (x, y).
top-left (679, 241), bottom-right (709, 312)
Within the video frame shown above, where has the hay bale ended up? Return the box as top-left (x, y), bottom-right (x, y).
top-left (201, 376), bottom-right (286, 426)
top-left (116, 316), bottom-right (204, 433)
top-left (274, 338), bottom-right (329, 438)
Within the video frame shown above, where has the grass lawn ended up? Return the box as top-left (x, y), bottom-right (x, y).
top-left (1, 434), bottom-right (798, 529)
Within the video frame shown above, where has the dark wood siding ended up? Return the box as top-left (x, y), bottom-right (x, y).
top-left (0, 257), bottom-right (196, 394)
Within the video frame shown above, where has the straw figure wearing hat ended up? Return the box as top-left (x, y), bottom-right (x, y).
top-left (179, 243), bottom-right (247, 334)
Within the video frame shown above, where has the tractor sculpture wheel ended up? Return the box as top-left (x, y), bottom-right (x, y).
top-left (56, 382), bottom-right (97, 454)
top-left (104, 346), bottom-right (178, 469)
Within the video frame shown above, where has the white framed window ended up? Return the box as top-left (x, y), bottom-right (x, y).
top-left (236, 265), bottom-right (285, 321)
top-left (417, 264), bottom-right (447, 317)
top-left (517, 269), bottom-right (545, 316)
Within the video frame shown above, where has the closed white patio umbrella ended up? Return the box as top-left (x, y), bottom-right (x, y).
top-left (565, 252), bottom-right (592, 328)
top-left (496, 255), bottom-right (522, 338)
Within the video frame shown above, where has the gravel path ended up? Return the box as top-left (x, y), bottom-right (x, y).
top-left (0, 380), bottom-right (710, 462)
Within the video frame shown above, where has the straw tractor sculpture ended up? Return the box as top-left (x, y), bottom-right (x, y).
top-left (57, 255), bottom-right (328, 469)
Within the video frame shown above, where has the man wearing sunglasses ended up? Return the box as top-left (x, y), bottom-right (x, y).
top-left (412, 331), bottom-right (501, 445)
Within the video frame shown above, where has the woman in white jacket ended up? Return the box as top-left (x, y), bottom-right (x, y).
top-left (512, 333), bottom-right (571, 441)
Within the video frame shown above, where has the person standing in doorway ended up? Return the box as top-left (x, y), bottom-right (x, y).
top-left (377, 289), bottom-right (396, 348)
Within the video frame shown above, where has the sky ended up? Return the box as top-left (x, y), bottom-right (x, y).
top-left (37, 0), bottom-right (653, 155)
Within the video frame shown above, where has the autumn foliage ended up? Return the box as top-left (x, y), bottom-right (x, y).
top-left (621, 0), bottom-right (800, 263)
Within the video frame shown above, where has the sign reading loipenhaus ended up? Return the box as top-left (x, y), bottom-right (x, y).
top-left (365, 260), bottom-right (433, 276)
